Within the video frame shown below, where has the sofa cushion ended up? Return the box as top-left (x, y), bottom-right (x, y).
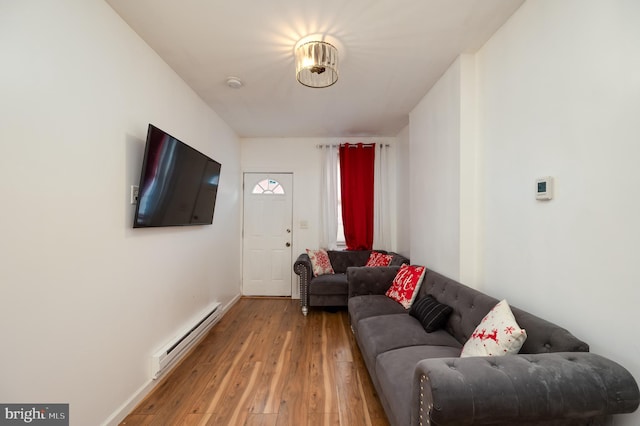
top-left (306, 249), bottom-right (334, 276)
top-left (365, 251), bottom-right (393, 267)
top-left (356, 314), bottom-right (462, 372)
top-left (386, 264), bottom-right (426, 309)
top-left (375, 345), bottom-right (462, 426)
top-left (309, 273), bottom-right (348, 295)
top-left (309, 294), bottom-right (348, 307)
top-left (409, 295), bottom-right (453, 333)
top-left (461, 299), bottom-right (527, 357)
top-left (348, 295), bottom-right (406, 327)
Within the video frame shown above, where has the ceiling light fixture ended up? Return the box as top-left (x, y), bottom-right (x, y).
top-left (295, 41), bottom-right (338, 88)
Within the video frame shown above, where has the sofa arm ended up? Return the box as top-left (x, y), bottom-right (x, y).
top-left (347, 266), bottom-right (400, 297)
top-left (293, 253), bottom-right (312, 278)
top-left (412, 352), bottom-right (640, 426)
top-left (293, 253), bottom-right (313, 315)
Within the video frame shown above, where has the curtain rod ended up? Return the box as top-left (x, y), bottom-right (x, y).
top-left (316, 143), bottom-right (391, 148)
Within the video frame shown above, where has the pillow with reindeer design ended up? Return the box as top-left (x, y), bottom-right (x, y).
top-left (460, 299), bottom-right (527, 357)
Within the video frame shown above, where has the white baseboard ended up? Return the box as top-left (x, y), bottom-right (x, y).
top-left (101, 294), bottom-right (242, 426)
top-left (101, 379), bottom-right (155, 426)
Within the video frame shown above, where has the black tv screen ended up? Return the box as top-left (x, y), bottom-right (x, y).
top-left (133, 124), bottom-right (222, 228)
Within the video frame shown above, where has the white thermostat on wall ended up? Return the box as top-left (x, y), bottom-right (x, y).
top-left (536, 176), bottom-right (554, 200)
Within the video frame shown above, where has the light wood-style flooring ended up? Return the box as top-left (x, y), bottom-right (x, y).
top-left (120, 297), bottom-right (389, 426)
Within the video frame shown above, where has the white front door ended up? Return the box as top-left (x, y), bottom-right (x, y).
top-left (242, 173), bottom-right (293, 296)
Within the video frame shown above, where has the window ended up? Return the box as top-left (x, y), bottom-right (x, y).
top-left (252, 178), bottom-right (285, 195)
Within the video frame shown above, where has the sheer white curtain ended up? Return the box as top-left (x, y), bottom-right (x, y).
top-left (373, 144), bottom-right (391, 250)
top-left (319, 144), bottom-right (339, 250)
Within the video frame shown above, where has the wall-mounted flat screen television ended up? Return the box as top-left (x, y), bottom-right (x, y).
top-left (133, 124), bottom-right (222, 228)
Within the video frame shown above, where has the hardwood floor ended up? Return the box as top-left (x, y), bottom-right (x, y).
top-left (120, 298), bottom-right (389, 426)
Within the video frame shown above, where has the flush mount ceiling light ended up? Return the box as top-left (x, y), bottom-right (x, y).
top-left (295, 40), bottom-right (338, 88)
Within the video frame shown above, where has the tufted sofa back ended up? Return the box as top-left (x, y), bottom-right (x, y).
top-left (327, 250), bottom-right (409, 274)
top-left (327, 250), bottom-right (373, 273)
top-left (422, 268), bottom-right (589, 354)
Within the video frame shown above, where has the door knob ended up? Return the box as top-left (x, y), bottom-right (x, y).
top-left (286, 242), bottom-right (291, 247)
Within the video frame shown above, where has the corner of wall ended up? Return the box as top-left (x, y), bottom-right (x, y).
top-left (458, 53), bottom-right (482, 288)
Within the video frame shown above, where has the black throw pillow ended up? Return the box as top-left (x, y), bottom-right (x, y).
top-left (409, 295), bottom-right (453, 333)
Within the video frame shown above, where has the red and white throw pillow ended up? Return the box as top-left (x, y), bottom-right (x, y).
top-left (365, 251), bottom-right (393, 267)
top-left (385, 264), bottom-right (426, 309)
top-left (306, 249), bottom-right (335, 277)
top-left (460, 299), bottom-right (527, 357)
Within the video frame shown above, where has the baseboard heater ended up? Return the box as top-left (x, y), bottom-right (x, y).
top-left (151, 302), bottom-right (221, 380)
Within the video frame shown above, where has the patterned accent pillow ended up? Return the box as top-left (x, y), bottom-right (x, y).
top-left (409, 296), bottom-right (453, 332)
top-left (365, 251), bottom-right (393, 267)
top-left (460, 299), bottom-right (527, 357)
top-left (306, 249), bottom-right (335, 277)
top-left (385, 264), bottom-right (426, 309)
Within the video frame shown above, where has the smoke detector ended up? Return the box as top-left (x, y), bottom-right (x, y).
top-left (226, 77), bottom-right (243, 89)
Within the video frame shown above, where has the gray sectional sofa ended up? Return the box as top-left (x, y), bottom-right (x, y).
top-left (293, 249), bottom-right (409, 315)
top-left (347, 265), bottom-right (640, 426)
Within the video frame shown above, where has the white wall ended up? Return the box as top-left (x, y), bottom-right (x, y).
top-left (409, 57), bottom-right (460, 278)
top-left (409, 56), bottom-right (480, 283)
top-left (476, 2), bottom-right (640, 424)
top-left (410, 1), bottom-right (640, 424)
top-left (395, 125), bottom-right (411, 257)
top-left (0, 1), bottom-right (241, 425)
top-left (241, 136), bottom-right (399, 297)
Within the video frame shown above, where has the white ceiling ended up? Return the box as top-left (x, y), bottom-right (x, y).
top-left (105, 0), bottom-right (524, 138)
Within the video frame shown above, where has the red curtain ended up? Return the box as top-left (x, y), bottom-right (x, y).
top-left (339, 143), bottom-right (375, 250)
